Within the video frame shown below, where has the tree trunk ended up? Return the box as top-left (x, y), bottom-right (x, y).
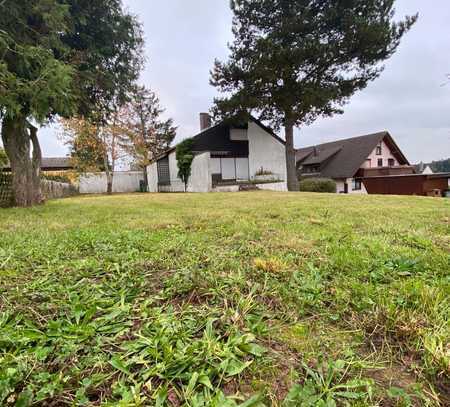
top-left (284, 119), bottom-right (299, 191)
top-left (102, 142), bottom-right (113, 195)
top-left (106, 177), bottom-right (113, 194)
top-left (29, 124), bottom-right (43, 202)
top-left (142, 167), bottom-right (148, 192)
top-left (1, 116), bottom-right (43, 206)
top-left (105, 164), bottom-right (113, 195)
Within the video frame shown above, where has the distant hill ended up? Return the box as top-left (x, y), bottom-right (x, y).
top-left (415, 158), bottom-right (450, 173)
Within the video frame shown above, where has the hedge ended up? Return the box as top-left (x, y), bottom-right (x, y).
top-left (299, 177), bottom-right (337, 193)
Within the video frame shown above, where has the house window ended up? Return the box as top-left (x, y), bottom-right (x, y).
top-left (376, 143), bottom-right (382, 155)
top-left (352, 179), bottom-right (362, 191)
top-left (304, 165), bottom-right (320, 173)
top-left (388, 158), bottom-right (395, 167)
top-left (366, 159), bottom-right (372, 168)
top-left (377, 158), bottom-right (383, 167)
top-left (157, 156), bottom-right (170, 186)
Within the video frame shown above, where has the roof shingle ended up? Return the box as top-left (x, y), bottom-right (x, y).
top-left (296, 132), bottom-right (409, 179)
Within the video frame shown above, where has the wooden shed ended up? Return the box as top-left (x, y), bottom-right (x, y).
top-left (362, 173), bottom-right (450, 196)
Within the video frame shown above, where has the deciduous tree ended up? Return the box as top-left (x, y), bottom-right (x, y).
top-left (60, 118), bottom-right (105, 173)
top-left (211, 0), bottom-right (417, 191)
top-left (61, 114), bottom-right (127, 194)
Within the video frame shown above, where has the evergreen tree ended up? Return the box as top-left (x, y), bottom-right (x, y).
top-left (176, 139), bottom-right (194, 192)
top-left (120, 86), bottom-right (177, 187)
top-left (211, 0), bottom-right (417, 191)
top-left (0, 0), bottom-right (143, 206)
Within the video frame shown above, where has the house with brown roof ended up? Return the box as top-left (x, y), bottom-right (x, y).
top-left (296, 132), bottom-right (414, 194)
top-left (297, 132), bottom-right (450, 196)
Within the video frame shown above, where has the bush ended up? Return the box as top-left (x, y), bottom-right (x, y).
top-left (176, 138), bottom-right (194, 191)
top-left (299, 178), bottom-right (337, 193)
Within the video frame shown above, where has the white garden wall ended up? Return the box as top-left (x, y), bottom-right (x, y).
top-left (41, 180), bottom-right (78, 200)
top-left (188, 152), bottom-right (212, 192)
top-left (79, 171), bottom-right (144, 194)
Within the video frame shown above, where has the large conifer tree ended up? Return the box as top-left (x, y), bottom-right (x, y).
top-left (211, 0), bottom-right (417, 191)
top-left (0, 0), bottom-right (143, 206)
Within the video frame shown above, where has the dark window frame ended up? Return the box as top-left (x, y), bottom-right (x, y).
top-left (377, 158), bottom-right (383, 167)
top-left (376, 143), bottom-right (382, 155)
top-left (388, 158), bottom-right (395, 167)
top-left (157, 156), bottom-right (171, 186)
top-left (303, 165), bottom-right (320, 174)
top-left (352, 179), bottom-right (362, 191)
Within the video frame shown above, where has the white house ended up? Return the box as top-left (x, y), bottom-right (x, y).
top-left (147, 114), bottom-right (287, 193)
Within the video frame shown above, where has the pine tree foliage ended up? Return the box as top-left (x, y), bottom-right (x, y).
top-left (120, 86), bottom-right (177, 170)
top-left (211, 0), bottom-right (417, 190)
top-left (0, 0), bottom-right (144, 205)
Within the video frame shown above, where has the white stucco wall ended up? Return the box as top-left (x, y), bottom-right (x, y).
top-left (335, 178), bottom-right (368, 194)
top-left (364, 140), bottom-right (399, 168)
top-left (187, 152), bottom-right (212, 192)
top-left (147, 162), bottom-right (158, 193)
top-left (347, 178), bottom-right (368, 195)
top-left (155, 151), bottom-right (212, 193)
top-left (248, 121), bottom-right (287, 181)
top-left (79, 171), bottom-right (144, 194)
top-left (336, 179), bottom-right (346, 194)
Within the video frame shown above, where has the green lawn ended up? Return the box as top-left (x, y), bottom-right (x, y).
top-left (0, 192), bottom-right (449, 406)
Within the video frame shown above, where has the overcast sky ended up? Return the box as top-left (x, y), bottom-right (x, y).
top-left (38, 0), bottom-right (450, 164)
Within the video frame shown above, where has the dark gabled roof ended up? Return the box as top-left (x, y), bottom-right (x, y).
top-left (41, 157), bottom-right (73, 169)
top-left (301, 146), bottom-right (342, 166)
top-left (154, 116), bottom-right (284, 162)
top-left (296, 131), bottom-right (410, 179)
top-left (2, 157), bottom-right (73, 171)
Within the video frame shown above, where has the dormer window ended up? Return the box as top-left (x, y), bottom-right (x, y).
top-left (303, 165), bottom-right (320, 173)
top-left (376, 143), bottom-right (382, 155)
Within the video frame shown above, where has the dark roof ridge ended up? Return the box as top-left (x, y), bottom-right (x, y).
top-left (296, 131), bottom-right (388, 152)
top-left (152, 115), bottom-right (284, 163)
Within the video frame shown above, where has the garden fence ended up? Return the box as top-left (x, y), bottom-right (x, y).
top-left (0, 172), bottom-right (13, 207)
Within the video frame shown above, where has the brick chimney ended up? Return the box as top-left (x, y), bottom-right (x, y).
top-left (200, 113), bottom-right (212, 131)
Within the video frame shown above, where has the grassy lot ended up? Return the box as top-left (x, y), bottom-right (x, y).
top-left (0, 192), bottom-right (449, 406)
